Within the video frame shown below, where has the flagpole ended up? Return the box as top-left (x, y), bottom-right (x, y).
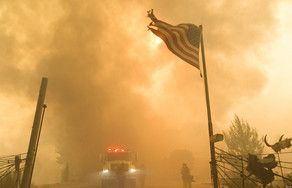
top-left (199, 25), bottom-right (219, 188)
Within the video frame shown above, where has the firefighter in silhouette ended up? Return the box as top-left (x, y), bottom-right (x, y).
top-left (181, 163), bottom-right (193, 188)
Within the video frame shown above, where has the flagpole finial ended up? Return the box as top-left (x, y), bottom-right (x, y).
top-left (147, 9), bottom-right (158, 22)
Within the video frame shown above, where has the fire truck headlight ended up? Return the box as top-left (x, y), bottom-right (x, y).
top-left (102, 169), bottom-right (109, 174)
top-left (129, 168), bottom-right (136, 173)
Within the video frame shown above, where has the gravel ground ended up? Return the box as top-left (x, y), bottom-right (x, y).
top-left (34, 182), bottom-right (213, 188)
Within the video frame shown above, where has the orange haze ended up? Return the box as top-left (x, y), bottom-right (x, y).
top-left (1, 0), bottom-right (292, 185)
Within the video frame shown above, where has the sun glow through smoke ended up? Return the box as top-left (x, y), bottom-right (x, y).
top-left (148, 33), bottom-right (162, 50)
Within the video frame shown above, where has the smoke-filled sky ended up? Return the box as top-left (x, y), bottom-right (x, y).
top-left (1, 0), bottom-right (292, 185)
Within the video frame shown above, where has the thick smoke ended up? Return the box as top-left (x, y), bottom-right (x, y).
top-left (0, 0), bottom-right (277, 184)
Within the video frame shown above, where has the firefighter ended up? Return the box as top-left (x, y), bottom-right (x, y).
top-left (181, 163), bottom-right (193, 188)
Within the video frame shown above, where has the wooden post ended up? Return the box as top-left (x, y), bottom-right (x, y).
top-left (241, 156), bottom-right (245, 188)
top-left (15, 155), bottom-right (21, 188)
top-left (199, 25), bottom-right (219, 188)
top-left (21, 77), bottom-right (48, 188)
top-left (277, 152), bottom-right (285, 187)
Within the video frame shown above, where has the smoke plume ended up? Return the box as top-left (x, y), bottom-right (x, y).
top-left (0, 0), bottom-right (277, 184)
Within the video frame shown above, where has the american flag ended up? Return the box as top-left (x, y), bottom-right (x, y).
top-left (147, 10), bottom-right (201, 69)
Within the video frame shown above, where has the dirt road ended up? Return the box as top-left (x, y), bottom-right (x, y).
top-left (34, 182), bottom-right (213, 188)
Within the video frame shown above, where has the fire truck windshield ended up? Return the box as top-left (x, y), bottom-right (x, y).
top-left (107, 152), bottom-right (131, 161)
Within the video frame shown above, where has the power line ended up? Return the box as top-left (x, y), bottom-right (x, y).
top-left (259, 151), bottom-right (292, 155)
top-left (215, 147), bottom-right (248, 162)
top-left (216, 165), bottom-right (241, 188)
top-left (273, 172), bottom-right (292, 183)
top-left (217, 163), bottom-right (242, 176)
top-left (0, 153), bottom-right (26, 187)
top-left (217, 169), bottom-right (234, 188)
top-left (279, 161), bottom-right (292, 164)
top-left (278, 165), bottom-right (292, 170)
top-left (216, 158), bottom-right (244, 168)
top-left (216, 152), bottom-right (262, 187)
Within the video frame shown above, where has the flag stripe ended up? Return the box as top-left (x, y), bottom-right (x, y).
top-left (150, 28), bottom-right (199, 68)
top-left (155, 22), bottom-right (199, 58)
top-left (149, 19), bottom-right (201, 69)
top-left (157, 21), bottom-right (200, 51)
top-left (177, 24), bottom-right (189, 30)
top-left (171, 29), bottom-right (199, 54)
top-left (156, 21), bottom-right (199, 54)
top-left (158, 26), bottom-right (199, 62)
top-left (171, 26), bottom-right (199, 52)
top-left (178, 24), bottom-right (201, 47)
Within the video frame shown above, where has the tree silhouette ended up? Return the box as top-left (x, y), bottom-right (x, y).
top-left (223, 115), bottom-right (264, 157)
top-left (222, 115), bottom-right (264, 188)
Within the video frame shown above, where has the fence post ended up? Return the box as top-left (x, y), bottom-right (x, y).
top-left (15, 155), bottom-right (21, 188)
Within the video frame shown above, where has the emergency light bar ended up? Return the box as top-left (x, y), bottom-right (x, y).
top-left (107, 147), bottom-right (126, 153)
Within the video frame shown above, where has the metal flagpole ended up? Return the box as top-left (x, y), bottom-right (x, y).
top-left (199, 25), bottom-right (219, 188)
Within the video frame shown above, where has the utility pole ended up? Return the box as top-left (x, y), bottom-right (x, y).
top-left (21, 77), bottom-right (48, 188)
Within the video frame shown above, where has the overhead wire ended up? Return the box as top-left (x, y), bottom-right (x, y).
top-left (216, 165), bottom-right (242, 188)
top-left (215, 149), bottom-right (263, 187)
top-left (218, 154), bottom-right (261, 185)
top-left (0, 153), bottom-right (26, 186)
top-left (217, 169), bottom-right (234, 188)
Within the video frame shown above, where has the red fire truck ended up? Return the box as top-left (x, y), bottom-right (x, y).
top-left (97, 146), bottom-right (144, 188)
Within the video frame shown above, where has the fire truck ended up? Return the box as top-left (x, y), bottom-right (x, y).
top-left (97, 147), bottom-right (144, 188)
